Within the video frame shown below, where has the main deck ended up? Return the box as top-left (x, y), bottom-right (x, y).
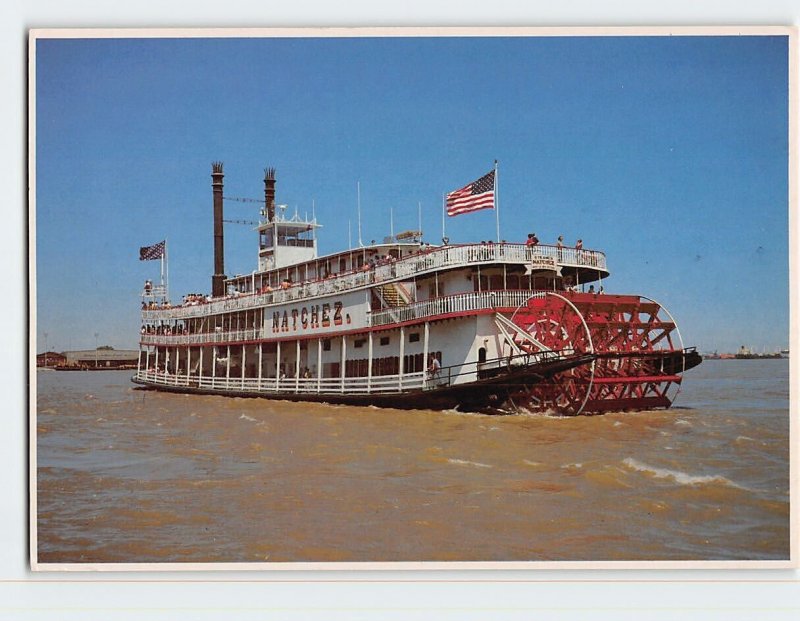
top-left (132, 350), bottom-right (596, 412)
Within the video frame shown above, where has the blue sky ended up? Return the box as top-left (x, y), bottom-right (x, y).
top-left (34, 35), bottom-right (789, 353)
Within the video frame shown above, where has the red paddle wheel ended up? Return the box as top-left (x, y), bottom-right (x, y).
top-left (505, 292), bottom-right (686, 415)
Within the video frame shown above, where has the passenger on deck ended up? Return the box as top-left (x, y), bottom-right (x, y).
top-left (588, 284), bottom-right (595, 294)
top-left (427, 354), bottom-right (441, 380)
top-left (526, 233), bottom-right (539, 246)
top-left (575, 239), bottom-right (583, 250)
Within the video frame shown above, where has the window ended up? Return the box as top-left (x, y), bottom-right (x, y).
top-left (323, 339), bottom-right (331, 351)
top-left (409, 332), bottom-right (420, 343)
top-left (354, 338), bottom-right (366, 349)
top-left (380, 336), bottom-right (390, 346)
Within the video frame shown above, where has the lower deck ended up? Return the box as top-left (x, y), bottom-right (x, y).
top-left (132, 350), bottom-right (594, 412)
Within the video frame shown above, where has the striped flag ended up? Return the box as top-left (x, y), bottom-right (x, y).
top-left (446, 170), bottom-right (495, 216)
top-left (139, 240), bottom-right (165, 261)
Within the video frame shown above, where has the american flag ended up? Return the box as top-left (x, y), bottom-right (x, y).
top-left (139, 240), bottom-right (165, 261)
top-left (446, 170), bottom-right (495, 216)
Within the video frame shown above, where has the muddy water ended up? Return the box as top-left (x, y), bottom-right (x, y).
top-left (35, 359), bottom-right (790, 563)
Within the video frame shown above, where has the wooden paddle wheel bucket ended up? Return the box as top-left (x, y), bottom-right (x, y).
top-left (507, 292), bottom-right (686, 415)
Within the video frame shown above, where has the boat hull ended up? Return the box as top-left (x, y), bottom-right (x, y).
top-left (131, 354), bottom-right (595, 413)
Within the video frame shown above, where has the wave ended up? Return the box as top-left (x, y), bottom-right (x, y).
top-left (239, 414), bottom-right (258, 422)
top-left (447, 458), bottom-right (492, 469)
top-left (522, 459), bottom-right (543, 467)
top-left (622, 458), bottom-right (747, 489)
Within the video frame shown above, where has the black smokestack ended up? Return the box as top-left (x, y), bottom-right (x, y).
top-left (211, 161), bottom-right (226, 297)
top-left (264, 167), bottom-right (276, 222)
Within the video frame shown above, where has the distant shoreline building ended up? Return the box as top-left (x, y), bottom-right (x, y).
top-left (41, 346), bottom-right (139, 369)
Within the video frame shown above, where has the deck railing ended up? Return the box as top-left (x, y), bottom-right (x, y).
top-left (133, 349), bottom-right (576, 397)
top-left (142, 243), bottom-right (607, 321)
top-left (134, 369), bottom-right (426, 395)
top-left (139, 289), bottom-right (534, 345)
top-left (369, 289), bottom-right (532, 327)
top-left (140, 328), bottom-right (265, 346)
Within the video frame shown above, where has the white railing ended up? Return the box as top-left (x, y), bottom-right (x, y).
top-left (140, 289), bottom-right (533, 345)
top-left (135, 369), bottom-right (426, 395)
top-left (142, 243), bottom-right (607, 321)
top-left (370, 289), bottom-right (532, 327)
top-left (140, 328), bottom-right (264, 346)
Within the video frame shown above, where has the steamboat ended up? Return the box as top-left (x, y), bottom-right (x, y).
top-left (132, 164), bottom-right (701, 414)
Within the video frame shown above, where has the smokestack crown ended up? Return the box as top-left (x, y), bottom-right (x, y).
top-left (264, 166), bottom-right (276, 222)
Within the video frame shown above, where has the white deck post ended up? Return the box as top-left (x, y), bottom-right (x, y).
top-left (186, 347), bottom-right (191, 385)
top-left (317, 338), bottom-right (322, 393)
top-left (241, 343), bottom-right (246, 388)
top-left (174, 347), bottom-right (180, 385)
top-left (295, 339), bottom-right (301, 392)
top-left (154, 348), bottom-right (159, 380)
top-left (212, 346), bottom-right (217, 387)
top-left (144, 348), bottom-right (150, 377)
top-left (226, 344), bottom-right (231, 385)
top-left (199, 347), bottom-right (204, 384)
top-left (367, 332), bottom-right (373, 392)
top-left (276, 340), bottom-right (281, 389)
top-left (257, 342), bottom-right (263, 390)
top-left (399, 326), bottom-right (405, 390)
top-left (422, 322), bottom-right (429, 388)
top-left (340, 335), bottom-right (346, 393)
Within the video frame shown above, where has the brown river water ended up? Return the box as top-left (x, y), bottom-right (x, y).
top-left (35, 359), bottom-right (790, 564)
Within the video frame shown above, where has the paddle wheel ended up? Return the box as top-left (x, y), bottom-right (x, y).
top-left (503, 292), bottom-right (691, 415)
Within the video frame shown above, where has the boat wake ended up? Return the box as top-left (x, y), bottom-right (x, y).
top-left (447, 458), bottom-right (493, 469)
top-left (622, 457), bottom-right (747, 490)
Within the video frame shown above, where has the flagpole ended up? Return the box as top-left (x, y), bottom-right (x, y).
top-left (494, 160), bottom-right (500, 242)
top-left (163, 239), bottom-right (169, 303)
top-left (441, 193), bottom-right (446, 241)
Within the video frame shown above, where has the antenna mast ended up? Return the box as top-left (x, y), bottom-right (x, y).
top-left (357, 182), bottom-right (363, 247)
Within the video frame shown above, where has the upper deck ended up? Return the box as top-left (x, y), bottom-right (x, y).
top-left (142, 241), bottom-right (608, 321)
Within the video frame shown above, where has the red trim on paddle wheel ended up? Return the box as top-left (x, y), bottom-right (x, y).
top-left (509, 292), bottom-right (684, 415)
